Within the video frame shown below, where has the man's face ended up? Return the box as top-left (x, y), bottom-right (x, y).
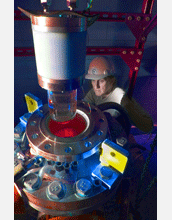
top-left (91, 79), bottom-right (107, 96)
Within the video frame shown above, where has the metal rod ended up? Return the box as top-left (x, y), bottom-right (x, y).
top-left (142, 0), bottom-right (155, 14)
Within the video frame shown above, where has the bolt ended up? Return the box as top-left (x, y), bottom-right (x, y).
top-left (122, 50), bottom-right (127, 54)
top-left (130, 51), bottom-right (135, 55)
top-left (137, 16), bottom-right (141, 21)
top-left (55, 162), bottom-right (64, 172)
top-left (85, 141), bottom-right (92, 148)
top-left (145, 16), bottom-right (150, 21)
top-left (71, 161), bottom-right (78, 170)
top-left (65, 147), bottom-right (72, 153)
top-left (128, 16), bottom-right (132, 21)
top-left (63, 162), bottom-right (70, 173)
top-left (30, 121), bottom-right (36, 126)
top-left (76, 179), bottom-right (92, 197)
top-left (136, 59), bottom-right (141, 63)
top-left (47, 181), bottom-right (65, 200)
top-left (44, 144), bottom-right (51, 150)
top-left (97, 130), bottom-right (103, 136)
top-left (32, 133), bottom-right (38, 139)
top-left (23, 173), bottom-right (40, 191)
top-left (100, 166), bottom-right (113, 180)
top-left (116, 137), bottom-right (127, 147)
top-left (34, 157), bottom-right (45, 167)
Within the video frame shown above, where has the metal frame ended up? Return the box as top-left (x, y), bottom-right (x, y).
top-left (14, 0), bottom-right (157, 98)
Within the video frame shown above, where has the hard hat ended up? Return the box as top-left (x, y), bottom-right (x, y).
top-left (85, 56), bottom-right (115, 80)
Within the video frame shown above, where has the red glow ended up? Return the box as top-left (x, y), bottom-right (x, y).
top-left (48, 113), bottom-right (87, 138)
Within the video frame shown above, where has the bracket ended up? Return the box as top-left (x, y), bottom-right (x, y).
top-left (125, 13), bottom-right (152, 42)
top-left (120, 48), bottom-right (144, 73)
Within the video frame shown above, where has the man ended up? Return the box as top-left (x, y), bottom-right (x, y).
top-left (84, 56), bottom-right (153, 133)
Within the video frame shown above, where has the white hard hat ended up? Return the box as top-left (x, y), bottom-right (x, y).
top-left (85, 56), bottom-right (115, 80)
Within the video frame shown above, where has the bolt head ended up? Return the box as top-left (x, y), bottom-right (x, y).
top-left (24, 173), bottom-right (40, 190)
top-left (47, 181), bottom-right (65, 200)
top-left (76, 179), bottom-right (92, 197)
top-left (100, 166), bottom-right (113, 179)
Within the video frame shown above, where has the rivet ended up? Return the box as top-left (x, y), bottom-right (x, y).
top-left (145, 17), bottom-right (150, 21)
top-left (141, 36), bottom-right (146, 41)
top-left (138, 51), bottom-right (142, 55)
top-left (136, 59), bottom-right (141, 63)
top-left (122, 50), bottom-right (127, 54)
top-left (135, 67), bottom-right (139, 71)
top-left (137, 16), bottom-right (141, 21)
top-left (128, 16), bottom-right (132, 21)
top-left (130, 51), bottom-right (135, 55)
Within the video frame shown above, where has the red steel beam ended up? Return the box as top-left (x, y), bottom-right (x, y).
top-left (14, 10), bottom-right (126, 22)
top-left (127, 0), bottom-right (156, 99)
top-left (142, 0), bottom-right (155, 14)
top-left (14, 47), bottom-right (143, 58)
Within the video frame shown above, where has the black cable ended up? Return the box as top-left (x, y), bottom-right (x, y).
top-left (97, 102), bottom-right (131, 136)
top-left (135, 134), bottom-right (157, 210)
top-left (135, 176), bottom-right (157, 210)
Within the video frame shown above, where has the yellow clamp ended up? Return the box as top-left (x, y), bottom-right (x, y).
top-left (100, 139), bottom-right (129, 174)
top-left (25, 93), bottom-right (42, 113)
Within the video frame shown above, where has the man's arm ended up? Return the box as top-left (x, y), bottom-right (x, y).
top-left (121, 94), bottom-right (153, 133)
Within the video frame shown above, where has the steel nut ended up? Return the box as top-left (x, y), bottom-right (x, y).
top-left (24, 173), bottom-right (40, 190)
top-left (76, 178), bottom-right (92, 197)
top-left (47, 181), bottom-right (65, 200)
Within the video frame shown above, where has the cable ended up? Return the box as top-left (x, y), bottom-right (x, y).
top-left (135, 134), bottom-right (157, 210)
top-left (97, 102), bottom-right (131, 136)
top-left (135, 176), bottom-right (157, 210)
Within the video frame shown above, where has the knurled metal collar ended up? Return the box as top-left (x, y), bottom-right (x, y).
top-left (18, 7), bottom-right (87, 33)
